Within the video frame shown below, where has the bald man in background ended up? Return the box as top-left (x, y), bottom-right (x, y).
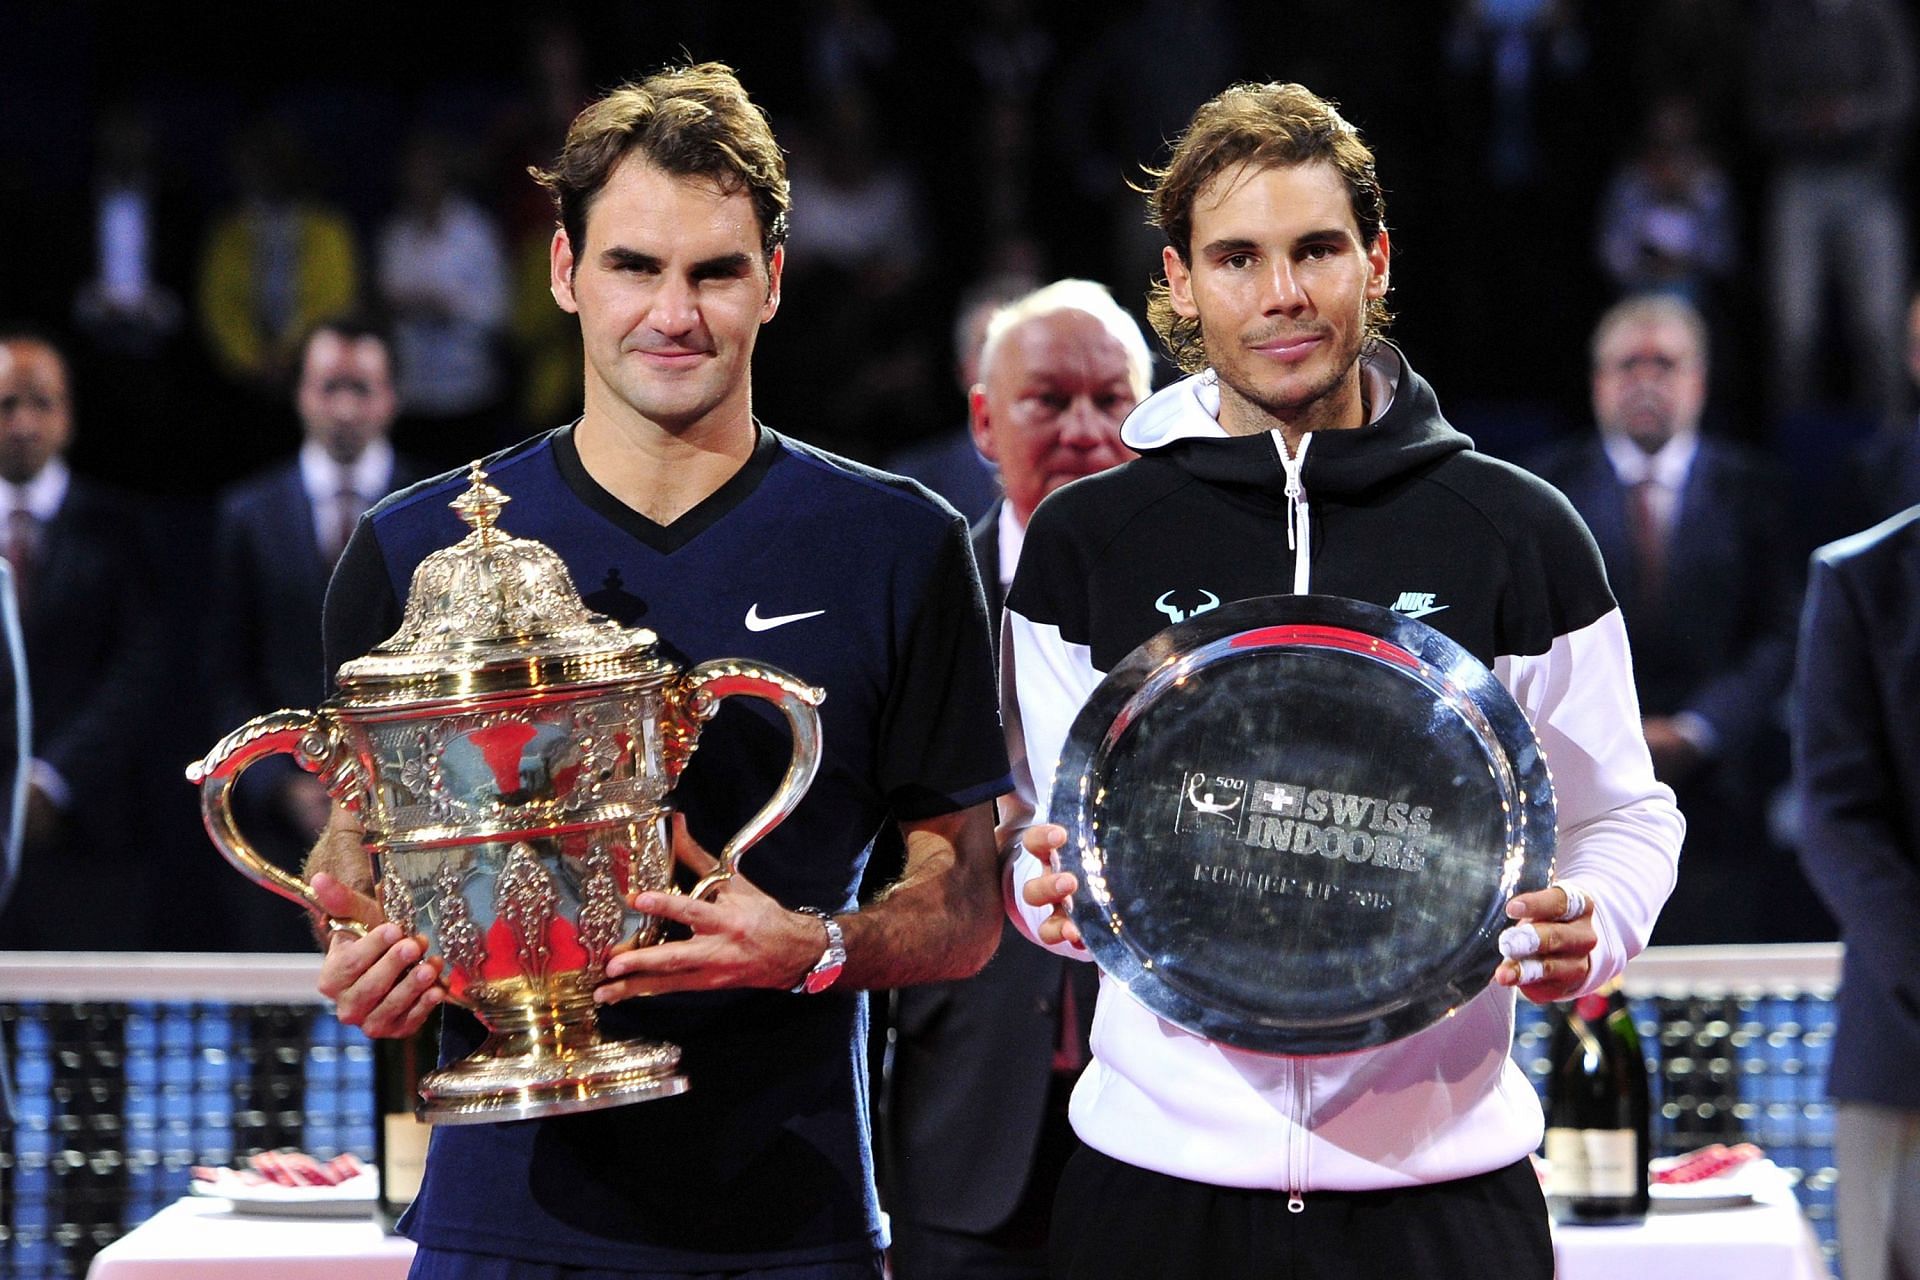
top-left (886, 280), bottom-right (1150, 1280)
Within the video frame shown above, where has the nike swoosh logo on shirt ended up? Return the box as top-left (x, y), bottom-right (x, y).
top-left (1398, 602), bottom-right (1450, 620)
top-left (745, 604), bottom-right (826, 632)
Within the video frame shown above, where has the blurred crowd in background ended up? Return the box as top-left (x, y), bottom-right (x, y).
top-left (3, 0), bottom-right (1918, 951)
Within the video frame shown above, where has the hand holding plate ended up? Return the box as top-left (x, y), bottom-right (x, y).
top-left (1494, 884), bottom-right (1596, 1002)
top-left (1017, 823), bottom-right (1084, 948)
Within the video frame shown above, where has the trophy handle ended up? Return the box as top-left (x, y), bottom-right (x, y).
top-left (672, 661), bottom-right (826, 901)
top-left (186, 709), bottom-right (364, 933)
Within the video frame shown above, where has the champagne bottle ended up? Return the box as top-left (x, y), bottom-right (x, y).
top-left (1544, 985), bottom-right (1652, 1224)
top-left (373, 1008), bottom-right (440, 1233)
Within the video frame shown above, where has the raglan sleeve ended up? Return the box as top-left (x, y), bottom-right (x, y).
top-left (874, 512), bottom-right (1013, 821)
top-left (1497, 484), bottom-right (1684, 995)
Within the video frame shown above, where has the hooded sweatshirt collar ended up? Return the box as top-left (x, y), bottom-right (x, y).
top-left (1119, 342), bottom-right (1472, 499)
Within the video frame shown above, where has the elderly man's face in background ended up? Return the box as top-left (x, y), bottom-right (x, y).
top-left (971, 309), bottom-right (1138, 525)
top-left (0, 340), bottom-right (73, 486)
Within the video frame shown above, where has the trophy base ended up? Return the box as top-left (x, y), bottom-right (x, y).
top-left (417, 1005), bottom-right (688, 1125)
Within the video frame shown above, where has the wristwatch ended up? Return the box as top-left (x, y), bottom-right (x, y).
top-left (790, 907), bottom-right (847, 995)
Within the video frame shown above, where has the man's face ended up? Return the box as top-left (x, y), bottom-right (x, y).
top-left (1164, 160), bottom-right (1390, 436)
top-left (0, 341), bottom-right (73, 485)
top-left (1591, 315), bottom-right (1706, 454)
top-left (550, 156), bottom-right (781, 435)
top-left (971, 310), bottom-right (1138, 525)
top-left (297, 332), bottom-right (397, 465)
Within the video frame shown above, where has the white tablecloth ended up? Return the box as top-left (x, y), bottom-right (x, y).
top-left (90, 1177), bottom-right (1831, 1280)
top-left (1554, 1168), bottom-right (1832, 1280)
top-left (86, 1195), bottom-right (415, 1280)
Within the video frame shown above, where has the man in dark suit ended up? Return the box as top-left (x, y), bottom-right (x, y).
top-left (207, 317), bottom-right (422, 949)
top-left (0, 330), bottom-right (165, 951)
top-left (1827, 291), bottom-right (1920, 543)
top-left (1530, 295), bottom-right (1804, 943)
top-left (1794, 510), bottom-right (1920, 1280)
top-left (0, 329), bottom-right (166, 1264)
top-left (886, 280), bottom-right (1147, 1280)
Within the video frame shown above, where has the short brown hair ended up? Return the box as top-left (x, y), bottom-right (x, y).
top-left (1145, 83), bottom-right (1390, 373)
top-left (530, 61), bottom-right (790, 266)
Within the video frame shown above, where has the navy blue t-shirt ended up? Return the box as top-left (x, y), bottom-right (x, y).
top-left (322, 424), bottom-right (1012, 1271)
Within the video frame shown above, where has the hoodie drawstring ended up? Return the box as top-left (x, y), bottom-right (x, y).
top-left (1272, 431), bottom-right (1312, 594)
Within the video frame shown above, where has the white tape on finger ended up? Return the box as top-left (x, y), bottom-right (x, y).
top-left (1497, 922), bottom-right (1542, 959)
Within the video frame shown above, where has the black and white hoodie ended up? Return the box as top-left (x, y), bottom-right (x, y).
top-left (1002, 343), bottom-right (1683, 1194)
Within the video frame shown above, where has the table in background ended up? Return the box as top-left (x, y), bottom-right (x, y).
top-left (85, 1195), bottom-right (414, 1280)
top-left (1553, 1166), bottom-right (1832, 1280)
top-left (92, 1177), bottom-right (1831, 1280)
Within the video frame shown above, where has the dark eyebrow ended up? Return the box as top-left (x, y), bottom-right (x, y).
top-left (691, 251), bottom-right (755, 276)
top-left (1198, 237), bottom-right (1260, 260)
top-left (1293, 228), bottom-right (1354, 249)
top-left (600, 247), bottom-right (661, 272)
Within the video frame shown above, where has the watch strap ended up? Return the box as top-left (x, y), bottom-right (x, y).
top-left (790, 906), bottom-right (847, 994)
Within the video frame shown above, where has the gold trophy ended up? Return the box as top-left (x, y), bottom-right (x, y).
top-left (187, 466), bottom-right (824, 1123)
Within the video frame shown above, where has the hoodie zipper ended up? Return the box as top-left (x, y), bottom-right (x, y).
top-left (1271, 431), bottom-right (1313, 594)
top-left (1284, 1056), bottom-right (1308, 1212)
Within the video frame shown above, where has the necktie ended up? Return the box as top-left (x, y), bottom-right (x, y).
top-left (1052, 964), bottom-right (1101, 1074)
top-left (6, 508), bottom-right (37, 611)
top-left (1626, 478), bottom-right (1666, 606)
top-left (326, 486), bottom-right (364, 566)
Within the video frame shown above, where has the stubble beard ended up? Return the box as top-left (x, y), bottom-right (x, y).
top-left (1210, 322), bottom-right (1366, 437)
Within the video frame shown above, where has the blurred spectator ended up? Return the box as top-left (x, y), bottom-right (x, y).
top-left (0, 338), bottom-right (150, 1263)
top-left (808, 0), bottom-right (898, 100)
top-left (206, 318), bottom-right (424, 950)
top-left (1793, 512), bottom-right (1920, 1280)
top-left (1749, 0), bottom-right (1916, 419)
top-left (886, 273), bottom-right (1038, 522)
top-left (887, 280), bottom-right (1148, 1280)
top-left (1529, 296), bottom-right (1803, 943)
top-left (510, 230), bottom-right (585, 430)
top-left (65, 104), bottom-right (205, 495)
top-left (498, 17), bottom-right (590, 429)
top-left (196, 120), bottom-right (360, 398)
top-left (775, 91), bottom-right (941, 459)
top-left (1446, 0), bottom-right (1588, 190)
top-left (1627, 0), bottom-right (1743, 142)
top-left (0, 331), bottom-right (164, 951)
top-left (72, 106), bottom-right (183, 357)
top-left (1050, 0), bottom-right (1234, 289)
top-left (1828, 292), bottom-right (1920, 542)
top-left (959, 0), bottom-right (1055, 247)
top-left (378, 129), bottom-right (511, 466)
top-left (1595, 95), bottom-right (1737, 306)
top-left (786, 92), bottom-right (924, 280)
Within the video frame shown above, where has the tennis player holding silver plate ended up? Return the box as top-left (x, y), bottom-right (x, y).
top-left (1044, 593), bottom-right (1556, 1056)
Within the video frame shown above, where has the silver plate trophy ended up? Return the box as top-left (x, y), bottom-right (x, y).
top-left (1049, 594), bottom-right (1555, 1055)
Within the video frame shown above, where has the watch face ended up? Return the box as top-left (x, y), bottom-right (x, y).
top-left (803, 963), bottom-right (844, 995)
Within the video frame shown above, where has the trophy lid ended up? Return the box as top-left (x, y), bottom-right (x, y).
top-left (333, 464), bottom-right (673, 706)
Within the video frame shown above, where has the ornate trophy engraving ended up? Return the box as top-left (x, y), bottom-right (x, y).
top-left (1050, 595), bottom-right (1555, 1056)
top-left (188, 465), bottom-right (825, 1123)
